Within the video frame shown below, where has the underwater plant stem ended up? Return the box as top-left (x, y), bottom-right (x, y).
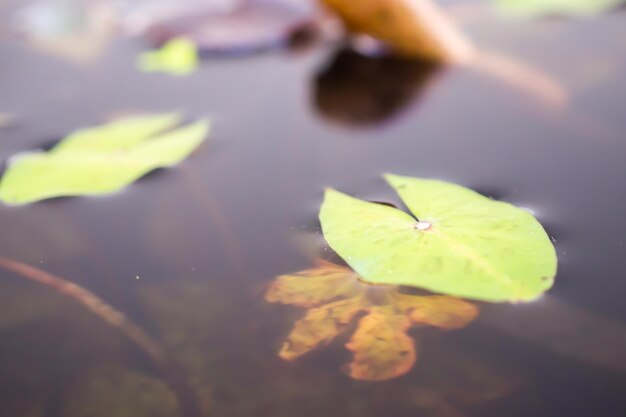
top-left (0, 257), bottom-right (202, 417)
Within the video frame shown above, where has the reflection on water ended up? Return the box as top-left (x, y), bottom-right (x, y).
top-left (266, 260), bottom-right (478, 381)
top-left (130, 0), bottom-right (315, 55)
top-left (313, 48), bottom-right (441, 126)
top-left (11, 0), bottom-right (115, 63)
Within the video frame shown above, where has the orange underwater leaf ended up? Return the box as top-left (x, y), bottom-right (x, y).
top-left (279, 297), bottom-right (363, 360)
top-left (266, 260), bottom-right (479, 381)
top-left (345, 308), bottom-right (415, 381)
top-left (266, 259), bottom-right (361, 307)
top-left (394, 294), bottom-right (479, 329)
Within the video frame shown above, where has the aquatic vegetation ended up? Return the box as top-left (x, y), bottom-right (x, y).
top-left (0, 0), bottom-right (624, 415)
top-left (137, 37), bottom-right (199, 76)
top-left (0, 113), bottom-right (209, 205)
top-left (62, 364), bottom-right (178, 417)
top-left (320, 174), bottom-right (557, 302)
top-left (266, 260), bottom-right (478, 381)
top-left (495, 0), bottom-right (626, 17)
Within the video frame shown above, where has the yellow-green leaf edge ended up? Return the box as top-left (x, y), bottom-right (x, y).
top-left (495, 0), bottom-right (624, 17)
top-left (137, 37), bottom-right (199, 76)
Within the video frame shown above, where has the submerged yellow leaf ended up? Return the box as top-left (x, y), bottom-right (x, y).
top-left (267, 260), bottom-right (478, 380)
top-left (346, 308), bottom-right (415, 381)
top-left (279, 297), bottom-right (363, 360)
top-left (267, 259), bottom-right (361, 307)
top-left (395, 294), bottom-right (478, 329)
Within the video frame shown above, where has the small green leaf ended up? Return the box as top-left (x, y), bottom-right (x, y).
top-left (495, 0), bottom-right (624, 17)
top-left (137, 37), bottom-right (199, 76)
top-left (0, 114), bottom-right (209, 205)
top-left (319, 174), bottom-right (557, 303)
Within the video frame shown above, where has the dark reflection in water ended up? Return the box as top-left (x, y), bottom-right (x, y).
top-left (314, 48), bottom-right (441, 126)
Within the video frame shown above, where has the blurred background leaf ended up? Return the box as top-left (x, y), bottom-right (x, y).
top-left (495, 0), bottom-right (626, 17)
top-left (0, 114), bottom-right (209, 205)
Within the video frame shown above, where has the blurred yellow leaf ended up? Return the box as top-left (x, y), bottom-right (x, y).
top-left (137, 37), bottom-right (199, 76)
top-left (320, 0), bottom-right (473, 62)
top-left (319, 1), bottom-right (565, 106)
top-left (0, 113), bottom-right (209, 205)
top-left (266, 260), bottom-right (478, 381)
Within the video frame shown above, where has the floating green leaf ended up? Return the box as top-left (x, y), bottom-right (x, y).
top-left (137, 37), bottom-right (199, 76)
top-left (0, 114), bottom-right (209, 205)
top-left (495, 0), bottom-right (625, 17)
top-left (319, 174), bottom-right (557, 302)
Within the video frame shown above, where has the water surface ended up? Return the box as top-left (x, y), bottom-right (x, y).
top-left (1, 7), bottom-right (626, 417)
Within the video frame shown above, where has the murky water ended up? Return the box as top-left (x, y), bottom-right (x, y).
top-left (1, 6), bottom-right (626, 417)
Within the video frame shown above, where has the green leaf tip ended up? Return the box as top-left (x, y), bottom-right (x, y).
top-left (319, 174), bottom-right (557, 303)
top-left (0, 114), bottom-right (210, 205)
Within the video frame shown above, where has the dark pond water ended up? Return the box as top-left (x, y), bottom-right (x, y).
top-left (1, 5), bottom-right (626, 417)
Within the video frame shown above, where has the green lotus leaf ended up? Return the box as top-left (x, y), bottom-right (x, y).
top-left (319, 174), bottom-right (557, 303)
top-left (0, 114), bottom-right (209, 205)
top-left (495, 0), bottom-right (625, 17)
